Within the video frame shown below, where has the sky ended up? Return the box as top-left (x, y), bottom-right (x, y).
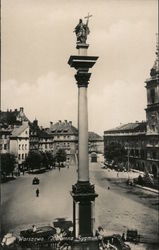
top-left (1, 0), bottom-right (158, 135)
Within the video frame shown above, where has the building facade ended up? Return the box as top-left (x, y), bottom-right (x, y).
top-left (47, 120), bottom-right (78, 162)
top-left (104, 39), bottom-right (159, 178)
top-left (0, 107), bottom-right (30, 164)
top-left (10, 121), bottom-right (29, 167)
top-left (88, 131), bottom-right (104, 154)
top-left (0, 126), bottom-right (12, 154)
top-left (145, 37), bottom-right (159, 177)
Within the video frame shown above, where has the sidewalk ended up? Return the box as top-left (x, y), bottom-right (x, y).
top-left (99, 162), bottom-right (159, 194)
top-left (135, 184), bottom-right (159, 194)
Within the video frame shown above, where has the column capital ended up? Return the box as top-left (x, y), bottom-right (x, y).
top-left (75, 71), bottom-right (91, 87)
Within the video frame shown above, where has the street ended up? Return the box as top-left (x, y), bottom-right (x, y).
top-left (1, 161), bottom-right (158, 249)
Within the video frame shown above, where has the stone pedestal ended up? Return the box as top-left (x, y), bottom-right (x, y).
top-left (68, 43), bottom-right (98, 240)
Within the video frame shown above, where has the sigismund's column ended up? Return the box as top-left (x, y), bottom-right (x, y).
top-left (68, 16), bottom-right (98, 242)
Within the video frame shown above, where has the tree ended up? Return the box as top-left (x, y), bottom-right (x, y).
top-left (1, 153), bottom-right (16, 176)
top-left (25, 150), bottom-right (42, 170)
top-left (45, 151), bottom-right (55, 166)
top-left (105, 142), bottom-right (127, 164)
top-left (56, 149), bottom-right (66, 165)
top-left (41, 151), bottom-right (49, 168)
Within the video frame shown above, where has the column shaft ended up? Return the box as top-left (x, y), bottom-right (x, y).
top-left (78, 86), bottom-right (89, 182)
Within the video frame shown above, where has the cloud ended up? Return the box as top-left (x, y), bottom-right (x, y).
top-left (88, 79), bottom-right (146, 134)
top-left (2, 72), bottom-right (78, 127)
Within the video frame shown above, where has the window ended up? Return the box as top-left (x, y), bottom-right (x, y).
top-left (19, 154), bottom-right (21, 160)
top-left (19, 144), bottom-right (21, 150)
top-left (45, 144), bottom-right (47, 149)
top-left (25, 131), bottom-right (28, 134)
top-left (22, 154), bottom-right (24, 159)
top-left (4, 144), bottom-right (7, 150)
top-left (25, 144), bottom-right (27, 150)
top-left (0, 144), bottom-right (2, 150)
top-left (25, 153), bottom-right (27, 159)
top-left (151, 125), bottom-right (155, 132)
top-left (152, 151), bottom-right (156, 159)
top-left (135, 149), bottom-right (139, 157)
top-left (150, 88), bottom-right (155, 104)
top-left (22, 144), bottom-right (24, 150)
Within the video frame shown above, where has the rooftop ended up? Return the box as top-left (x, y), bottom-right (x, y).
top-left (10, 122), bottom-right (29, 138)
top-left (88, 131), bottom-right (103, 141)
top-left (104, 122), bottom-right (146, 134)
top-left (0, 107), bottom-right (29, 125)
top-left (48, 120), bottom-right (78, 135)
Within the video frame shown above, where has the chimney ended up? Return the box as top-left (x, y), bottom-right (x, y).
top-left (15, 109), bottom-right (17, 112)
top-left (64, 120), bottom-right (67, 124)
top-left (69, 121), bottom-right (72, 126)
top-left (59, 120), bottom-right (61, 124)
top-left (50, 121), bottom-right (53, 128)
top-left (20, 107), bottom-right (24, 112)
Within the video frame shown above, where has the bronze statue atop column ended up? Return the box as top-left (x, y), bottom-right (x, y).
top-left (74, 13), bottom-right (92, 44)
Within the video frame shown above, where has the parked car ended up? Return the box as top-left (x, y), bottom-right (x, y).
top-left (32, 177), bottom-right (40, 185)
top-left (126, 229), bottom-right (140, 243)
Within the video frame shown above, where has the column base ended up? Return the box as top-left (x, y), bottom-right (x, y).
top-left (72, 238), bottom-right (99, 250)
top-left (71, 182), bottom-right (98, 238)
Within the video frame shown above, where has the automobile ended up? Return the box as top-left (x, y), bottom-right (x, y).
top-left (32, 177), bottom-right (40, 185)
top-left (103, 234), bottom-right (131, 250)
top-left (126, 229), bottom-right (140, 243)
top-left (126, 179), bottom-right (134, 186)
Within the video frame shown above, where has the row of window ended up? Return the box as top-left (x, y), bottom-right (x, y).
top-left (0, 134), bottom-right (9, 139)
top-left (0, 144), bottom-right (8, 150)
top-left (19, 144), bottom-right (28, 150)
top-left (56, 135), bottom-right (72, 139)
top-left (56, 142), bottom-right (70, 146)
top-left (128, 149), bottom-right (157, 159)
top-left (18, 153), bottom-right (27, 160)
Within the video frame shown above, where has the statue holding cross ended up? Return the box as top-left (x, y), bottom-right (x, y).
top-left (74, 13), bottom-right (92, 44)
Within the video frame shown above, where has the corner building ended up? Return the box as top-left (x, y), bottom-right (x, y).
top-left (104, 38), bottom-right (159, 178)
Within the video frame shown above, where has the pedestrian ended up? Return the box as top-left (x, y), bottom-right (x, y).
top-left (58, 166), bottom-right (60, 172)
top-left (36, 188), bottom-right (39, 197)
top-left (122, 232), bottom-right (126, 241)
top-left (108, 186), bottom-right (110, 190)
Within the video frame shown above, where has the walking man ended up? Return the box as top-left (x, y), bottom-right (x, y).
top-left (36, 188), bottom-right (39, 197)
